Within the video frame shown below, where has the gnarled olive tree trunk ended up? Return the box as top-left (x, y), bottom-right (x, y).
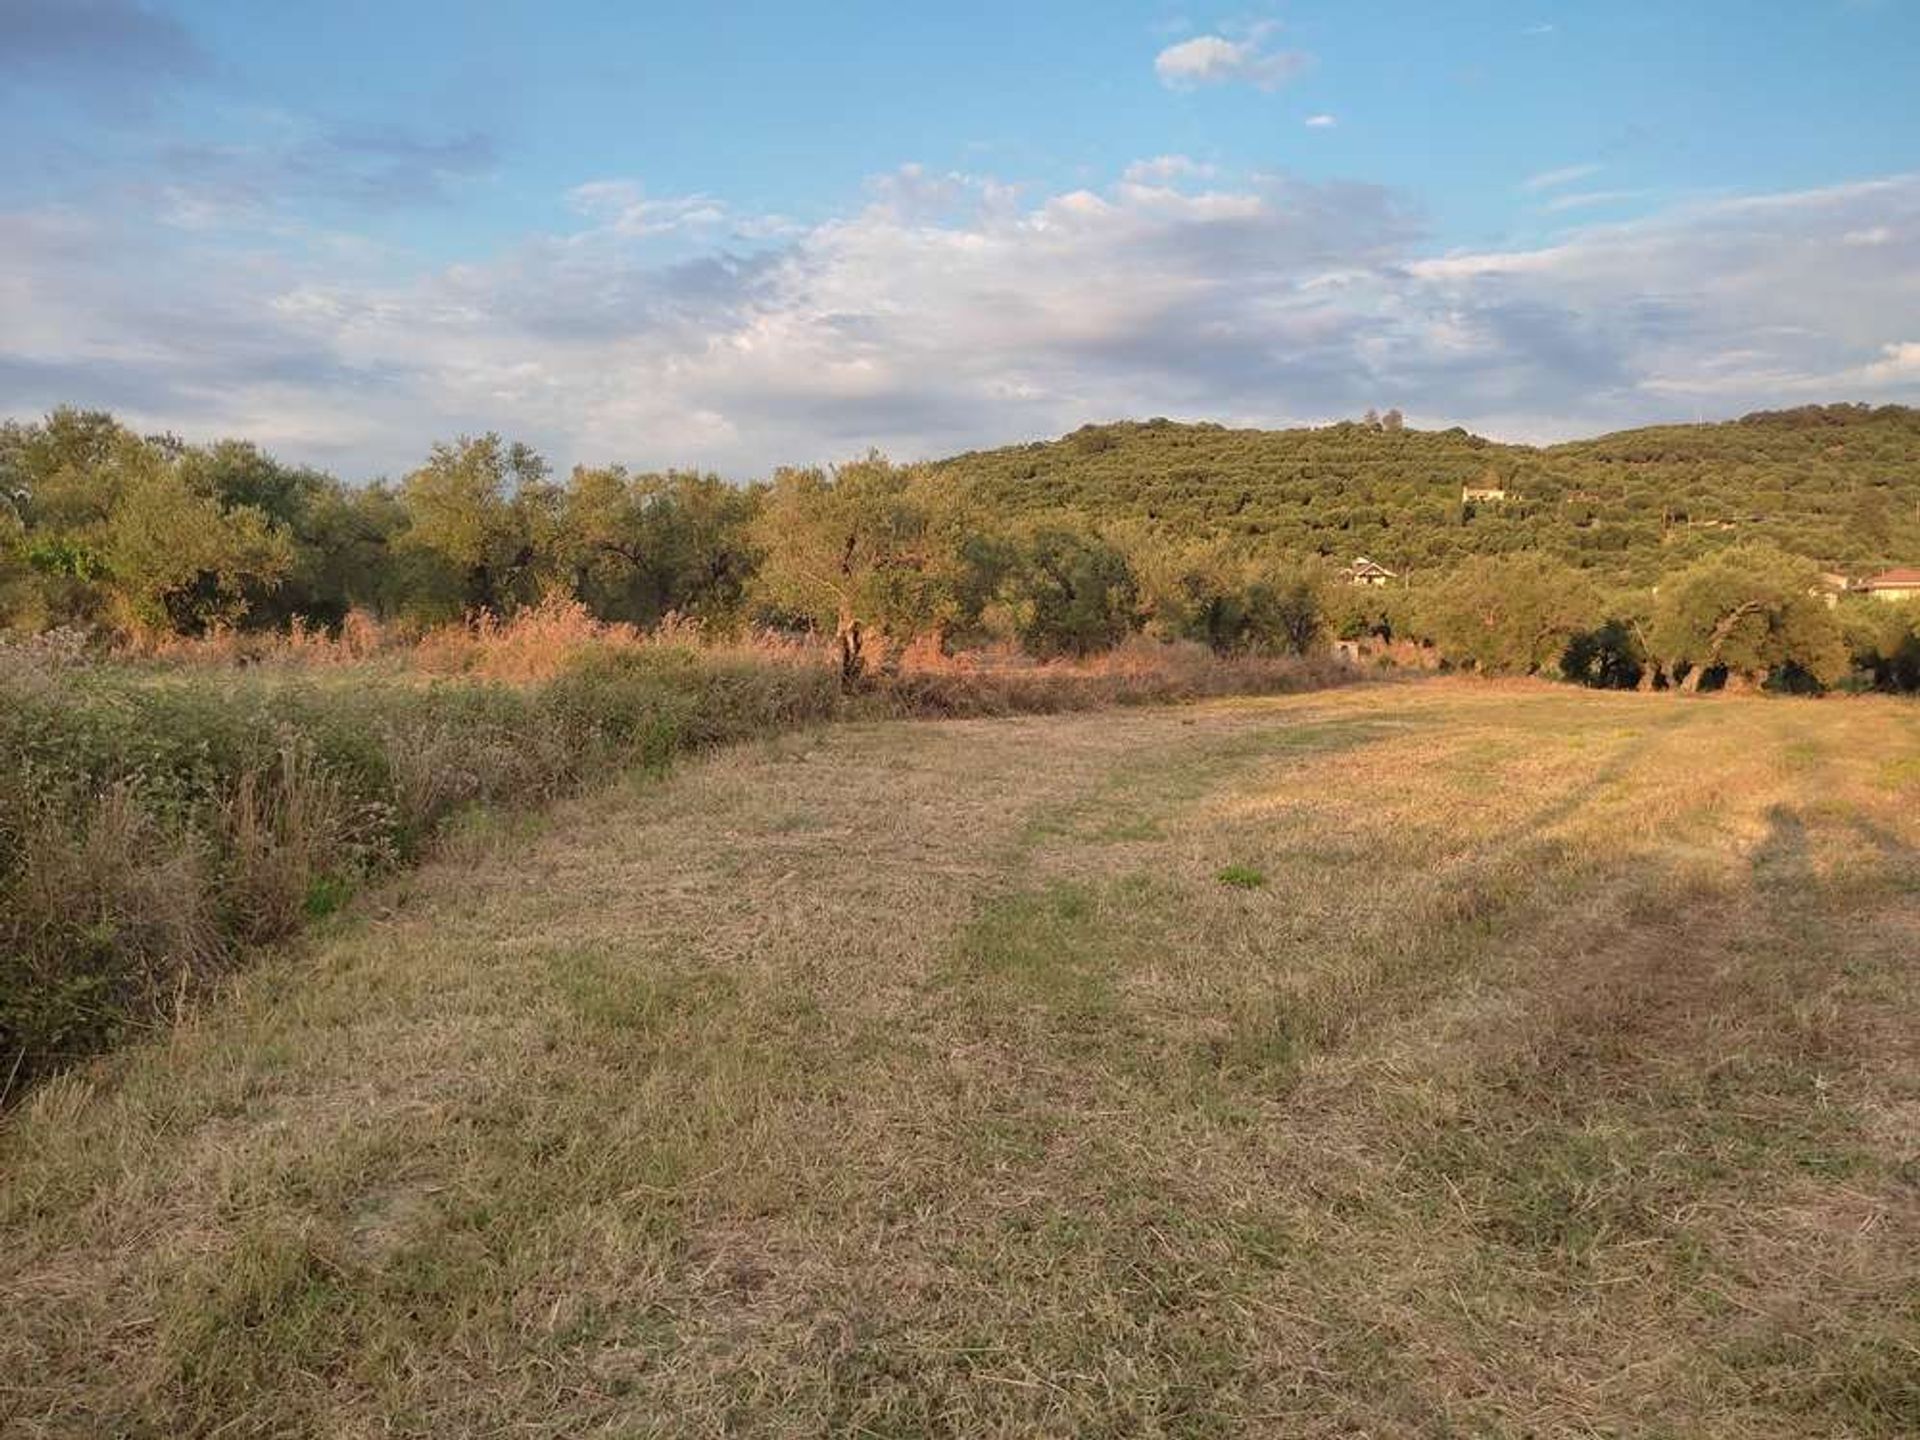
top-left (835, 613), bottom-right (865, 691)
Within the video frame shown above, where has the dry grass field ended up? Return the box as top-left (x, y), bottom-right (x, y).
top-left (2, 679), bottom-right (1916, 1437)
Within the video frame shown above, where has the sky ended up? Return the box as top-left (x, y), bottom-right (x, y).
top-left (2, 0), bottom-right (1918, 480)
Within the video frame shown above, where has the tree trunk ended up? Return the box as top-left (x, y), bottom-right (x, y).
top-left (835, 614), bottom-right (865, 691)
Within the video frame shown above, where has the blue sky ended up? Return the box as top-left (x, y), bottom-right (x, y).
top-left (2, 0), bottom-right (1917, 477)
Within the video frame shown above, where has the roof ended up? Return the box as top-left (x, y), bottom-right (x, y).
top-left (1860, 567), bottom-right (1920, 588)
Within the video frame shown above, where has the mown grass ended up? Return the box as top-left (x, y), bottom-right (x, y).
top-left (0, 616), bottom-right (1358, 1093)
top-left (1, 681), bottom-right (1915, 1437)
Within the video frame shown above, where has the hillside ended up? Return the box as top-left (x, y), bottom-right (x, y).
top-left (933, 403), bottom-right (1920, 585)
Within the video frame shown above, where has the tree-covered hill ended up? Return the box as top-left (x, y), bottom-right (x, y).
top-left (932, 404), bottom-right (1920, 585)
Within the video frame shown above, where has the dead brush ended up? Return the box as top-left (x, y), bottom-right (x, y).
top-left (128, 609), bottom-right (397, 669)
top-left (411, 594), bottom-right (637, 681)
top-left (878, 637), bottom-right (1365, 716)
top-left (218, 746), bottom-right (394, 944)
top-left (1, 782), bottom-right (219, 1077)
top-left (377, 709), bottom-right (573, 840)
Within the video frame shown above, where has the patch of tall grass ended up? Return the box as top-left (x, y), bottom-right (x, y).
top-left (0, 640), bottom-right (841, 1089)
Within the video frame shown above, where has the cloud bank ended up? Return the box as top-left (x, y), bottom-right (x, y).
top-left (2, 161), bottom-right (1917, 477)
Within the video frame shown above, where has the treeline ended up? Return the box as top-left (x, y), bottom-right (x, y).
top-left (4, 405), bottom-right (1919, 692)
top-left (1389, 547), bottom-right (1917, 694)
top-left (0, 410), bottom-right (1339, 682)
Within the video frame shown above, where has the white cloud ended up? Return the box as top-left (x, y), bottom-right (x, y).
top-left (1524, 163), bottom-right (1603, 192)
top-left (1154, 29), bottom-right (1311, 91)
top-left (1123, 154), bottom-right (1216, 184)
top-left (564, 179), bottom-right (726, 238)
top-left (3, 168), bottom-right (1919, 475)
top-left (1542, 189), bottom-right (1642, 213)
top-left (1862, 340), bottom-right (1920, 381)
top-left (1304, 114), bottom-right (1337, 129)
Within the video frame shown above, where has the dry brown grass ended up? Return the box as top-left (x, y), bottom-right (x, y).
top-left (1, 681), bottom-right (1915, 1436)
top-left (123, 595), bottom-right (829, 683)
top-left (114, 595), bottom-right (1363, 703)
top-left (877, 635), bottom-right (1366, 715)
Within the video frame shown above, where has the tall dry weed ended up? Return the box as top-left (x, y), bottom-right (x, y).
top-left (2, 782), bottom-right (218, 1069)
top-left (218, 747), bottom-right (395, 943)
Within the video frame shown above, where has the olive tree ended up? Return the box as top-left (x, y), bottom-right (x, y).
top-left (1420, 553), bottom-right (1602, 675)
top-left (1648, 544), bottom-right (1847, 691)
top-left (753, 455), bottom-right (958, 685)
top-left (400, 435), bottom-right (556, 618)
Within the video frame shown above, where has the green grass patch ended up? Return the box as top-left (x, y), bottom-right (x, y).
top-left (947, 881), bottom-right (1120, 1023)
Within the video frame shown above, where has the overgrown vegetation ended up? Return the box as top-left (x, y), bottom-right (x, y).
top-left (0, 629), bottom-right (841, 1090)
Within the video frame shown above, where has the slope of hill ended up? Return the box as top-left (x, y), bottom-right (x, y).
top-left (933, 403), bottom-right (1920, 584)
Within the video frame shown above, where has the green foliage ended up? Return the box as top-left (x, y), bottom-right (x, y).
top-left (559, 466), bottom-right (762, 628)
top-left (1648, 543), bottom-right (1848, 690)
top-left (400, 434), bottom-right (556, 618)
top-left (3, 402), bottom-right (1917, 692)
top-left (102, 440), bottom-right (294, 633)
top-left (1216, 864), bottom-right (1267, 889)
top-left (1561, 619), bottom-right (1647, 690)
top-left (2, 411), bottom-right (294, 635)
top-left (1836, 598), bottom-right (1920, 693)
top-left (934, 406), bottom-right (1920, 586)
top-left (1420, 555), bottom-right (1603, 676)
top-left (977, 526), bottom-right (1137, 657)
top-left (1125, 541), bottom-right (1328, 655)
top-left (753, 454), bottom-right (966, 681)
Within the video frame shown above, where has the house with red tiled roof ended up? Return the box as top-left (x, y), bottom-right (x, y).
top-left (1857, 567), bottom-right (1920, 603)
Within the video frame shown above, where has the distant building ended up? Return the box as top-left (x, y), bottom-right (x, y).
top-left (1858, 567), bottom-right (1920, 603)
top-left (1815, 573), bottom-right (1852, 608)
top-left (1462, 484), bottom-right (1508, 504)
top-left (1341, 556), bottom-right (1396, 587)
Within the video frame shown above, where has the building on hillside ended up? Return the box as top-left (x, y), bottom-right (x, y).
top-left (1341, 556), bottom-right (1396, 587)
top-left (1815, 573), bottom-right (1852, 608)
top-left (1461, 484), bottom-right (1508, 504)
top-left (1857, 567), bottom-right (1920, 603)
